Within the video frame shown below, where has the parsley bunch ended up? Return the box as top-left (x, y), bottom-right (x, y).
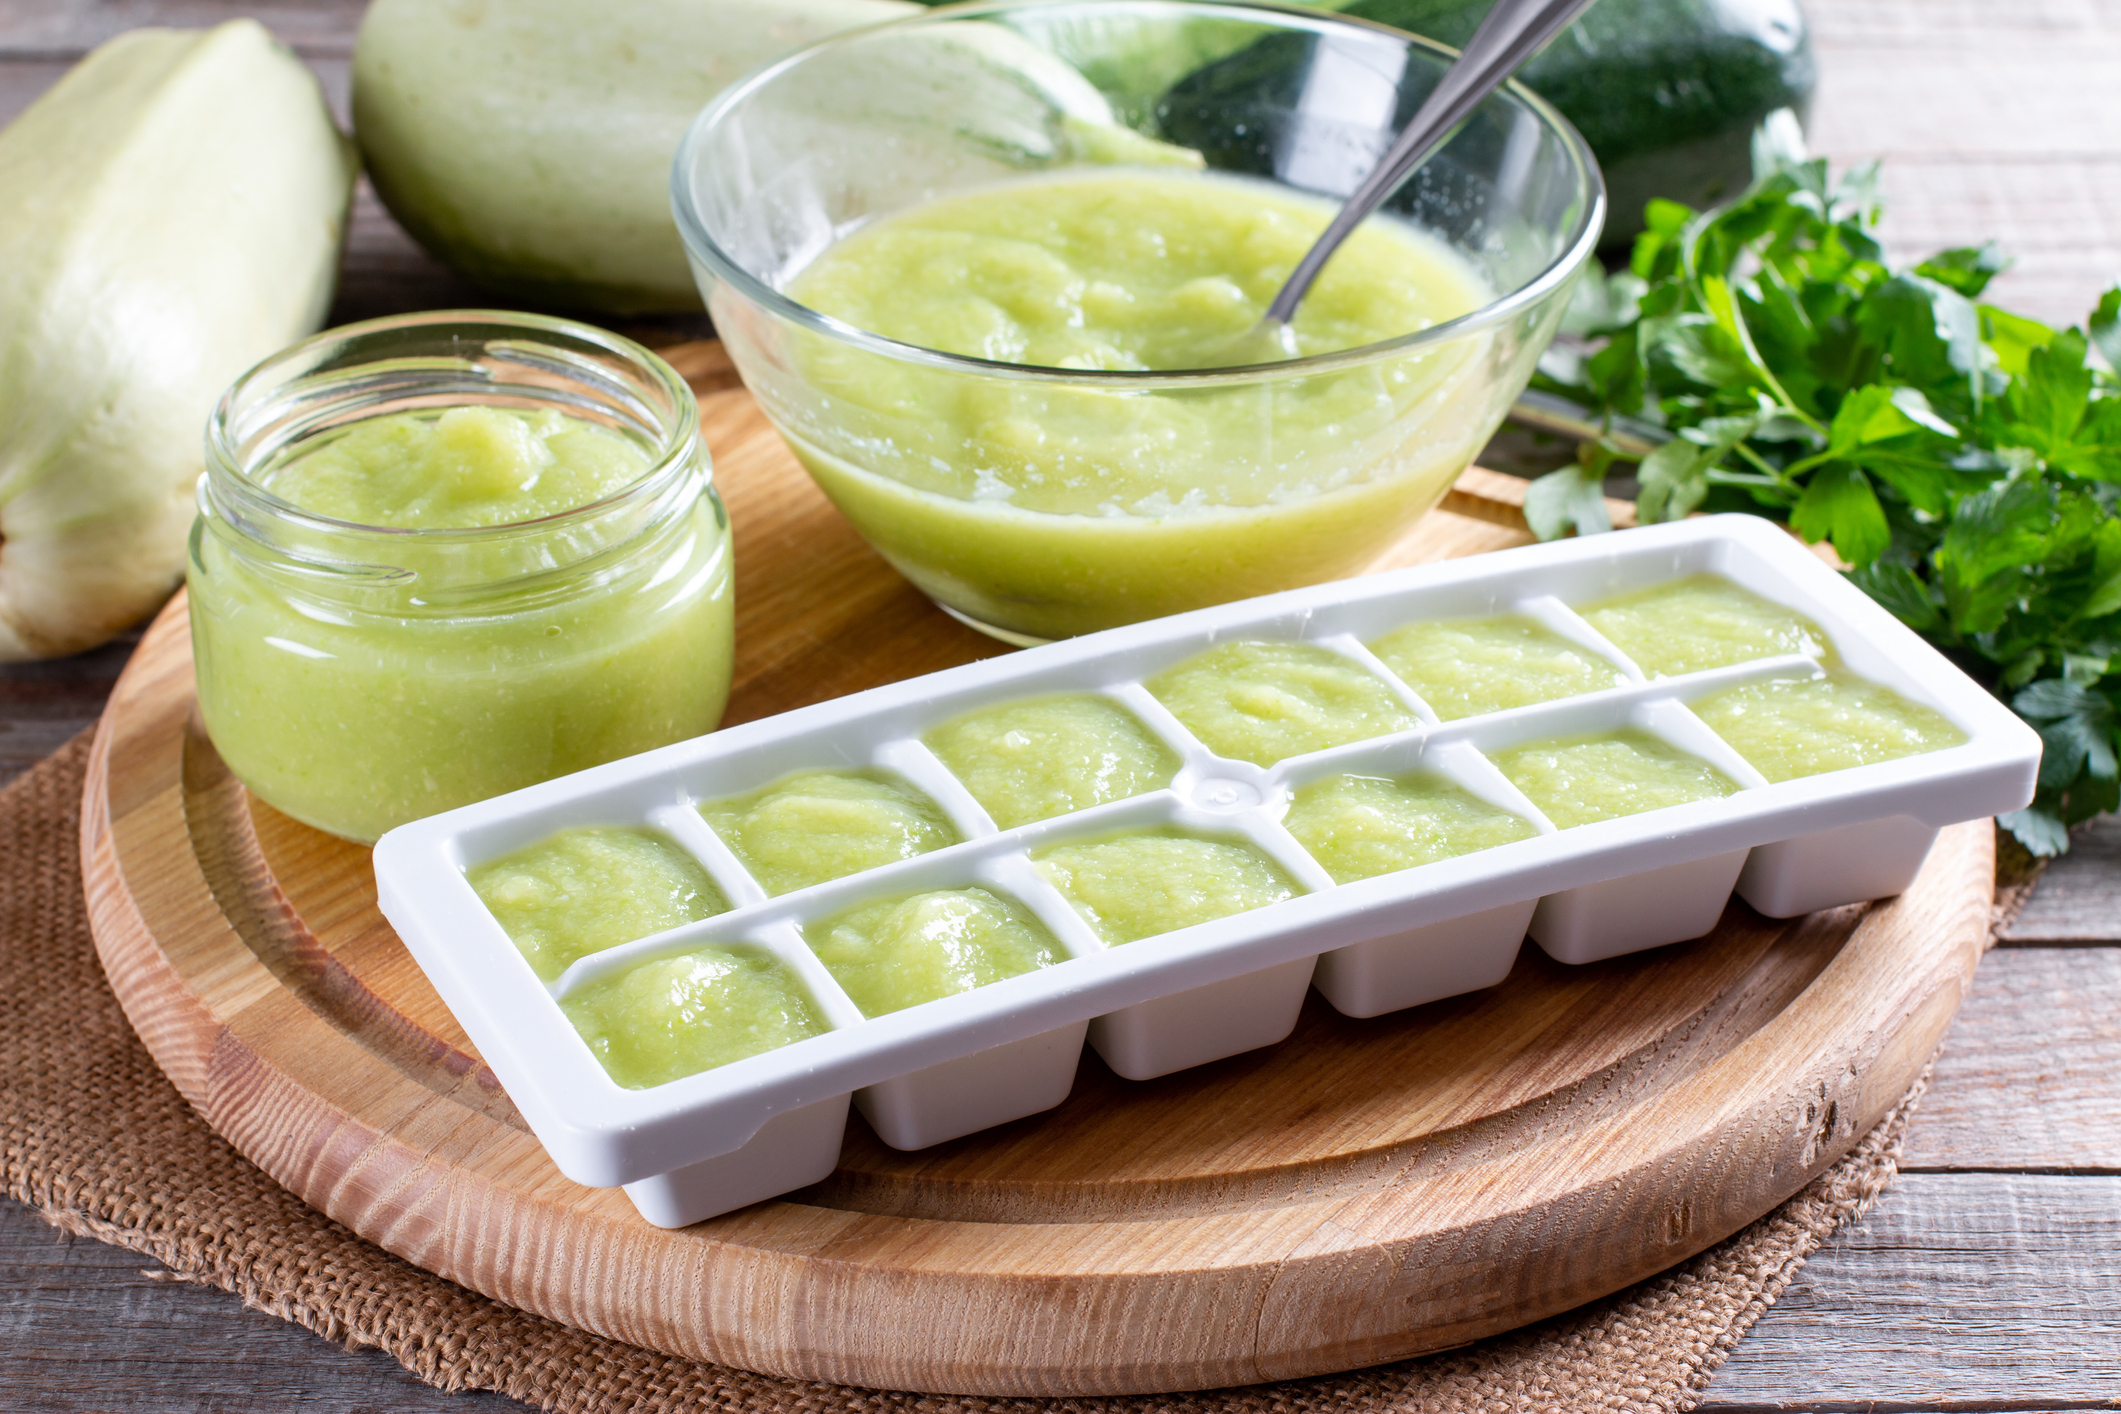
top-left (1529, 131), bottom-right (2121, 855)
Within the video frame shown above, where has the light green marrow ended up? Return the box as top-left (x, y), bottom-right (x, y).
top-left (352, 0), bottom-right (1141, 313)
top-left (0, 21), bottom-right (352, 658)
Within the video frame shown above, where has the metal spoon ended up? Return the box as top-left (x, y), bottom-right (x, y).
top-left (1210, 0), bottom-right (1603, 367)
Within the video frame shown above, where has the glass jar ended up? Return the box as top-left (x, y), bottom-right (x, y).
top-left (189, 311), bottom-right (735, 843)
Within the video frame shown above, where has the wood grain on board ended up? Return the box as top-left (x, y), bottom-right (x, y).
top-left (78, 378), bottom-right (1991, 1394)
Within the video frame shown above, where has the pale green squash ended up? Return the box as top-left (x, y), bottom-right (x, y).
top-left (0, 20), bottom-right (353, 659)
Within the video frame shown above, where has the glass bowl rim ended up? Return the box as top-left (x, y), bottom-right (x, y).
top-left (669, 0), bottom-right (1606, 387)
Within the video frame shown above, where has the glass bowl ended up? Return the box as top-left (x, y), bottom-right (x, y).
top-left (672, 0), bottom-right (1602, 645)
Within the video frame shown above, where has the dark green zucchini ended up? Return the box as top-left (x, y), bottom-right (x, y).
top-left (903, 0), bottom-right (1815, 241)
top-left (1339, 0), bottom-right (1815, 236)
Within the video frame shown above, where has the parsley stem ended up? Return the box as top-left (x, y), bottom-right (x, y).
top-left (1506, 391), bottom-right (1664, 459)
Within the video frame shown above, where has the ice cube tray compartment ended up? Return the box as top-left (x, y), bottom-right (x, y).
top-left (375, 516), bottom-right (2039, 1227)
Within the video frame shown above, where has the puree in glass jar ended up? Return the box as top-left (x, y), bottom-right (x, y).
top-left (1032, 829), bottom-right (1299, 945)
top-left (1149, 640), bottom-right (1417, 766)
top-left (1284, 772), bottom-right (1537, 883)
top-left (1692, 672), bottom-right (1966, 782)
top-left (777, 171), bottom-right (1498, 640)
top-left (469, 825), bottom-right (726, 982)
top-left (560, 944), bottom-right (822, 1090)
top-left (807, 886), bottom-right (1063, 1017)
top-left (1370, 615), bottom-right (1627, 720)
top-left (1581, 576), bottom-right (1833, 677)
top-left (265, 406), bottom-right (644, 526)
top-left (190, 405), bottom-right (734, 843)
top-left (1495, 732), bottom-right (1740, 829)
top-left (924, 694), bottom-right (1177, 829)
top-left (698, 770), bottom-right (957, 896)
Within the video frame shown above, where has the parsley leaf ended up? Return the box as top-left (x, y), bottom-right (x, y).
top-left (1791, 463), bottom-right (1890, 567)
top-left (1524, 442), bottom-right (1617, 540)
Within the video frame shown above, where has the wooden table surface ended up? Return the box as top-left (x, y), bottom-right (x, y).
top-left (4, 2), bottom-right (2118, 1409)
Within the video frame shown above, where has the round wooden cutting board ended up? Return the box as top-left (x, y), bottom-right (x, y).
top-left (80, 344), bottom-right (1994, 1397)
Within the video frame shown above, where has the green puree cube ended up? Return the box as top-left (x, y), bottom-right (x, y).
top-left (1032, 829), bottom-right (1299, 945)
top-left (1581, 575), bottom-right (1834, 677)
top-left (1285, 773), bottom-right (1536, 883)
top-left (1692, 672), bottom-right (1966, 782)
top-left (1496, 731), bottom-right (1739, 829)
top-left (807, 887), bottom-right (1063, 1017)
top-left (1148, 640), bottom-right (1416, 766)
top-left (700, 770), bottom-right (957, 896)
top-left (925, 694), bottom-right (1178, 829)
top-left (560, 945), bottom-right (823, 1090)
top-left (468, 825), bottom-right (727, 982)
top-left (1368, 615), bottom-right (1625, 719)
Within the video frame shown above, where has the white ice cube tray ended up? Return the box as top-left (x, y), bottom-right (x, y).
top-left (373, 515), bottom-right (2039, 1227)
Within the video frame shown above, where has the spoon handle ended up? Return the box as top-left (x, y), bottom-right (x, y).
top-left (1263, 0), bottom-right (1603, 327)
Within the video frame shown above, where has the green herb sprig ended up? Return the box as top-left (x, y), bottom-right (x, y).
top-left (1530, 125), bottom-right (2121, 854)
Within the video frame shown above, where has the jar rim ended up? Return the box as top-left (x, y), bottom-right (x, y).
top-left (203, 309), bottom-right (708, 546)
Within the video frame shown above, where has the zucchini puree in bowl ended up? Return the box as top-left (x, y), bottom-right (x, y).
top-left (780, 171), bottom-right (1495, 639)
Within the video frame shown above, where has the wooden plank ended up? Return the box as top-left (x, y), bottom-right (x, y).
top-left (0, 1197), bottom-right (531, 1413)
top-left (1810, 41), bottom-right (2121, 161)
top-left (1806, 0), bottom-right (2121, 44)
top-left (331, 178), bottom-right (713, 344)
top-left (23, 1173), bottom-right (2115, 1413)
top-left (0, 47), bottom-right (347, 125)
top-left (0, 632), bottom-right (138, 790)
top-left (0, 0), bottom-right (364, 57)
top-left (329, 177), bottom-right (498, 329)
top-left (0, 55), bottom-right (70, 126)
top-left (1805, 0), bottom-right (2121, 327)
top-left (29, 0), bottom-right (2106, 63)
top-left (1807, 154), bottom-right (2121, 328)
top-left (1699, 1173), bottom-right (2121, 1410)
top-left (2004, 817), bottom-right (2121, 944)
top-left (1900, 947), bottom-right (2121, 1172)
top-left (23, 1164), bottom-right (2119, 1413)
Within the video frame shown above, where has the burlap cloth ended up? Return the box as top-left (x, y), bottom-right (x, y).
top-left (1, 732), bottom-right (2021, 1413)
